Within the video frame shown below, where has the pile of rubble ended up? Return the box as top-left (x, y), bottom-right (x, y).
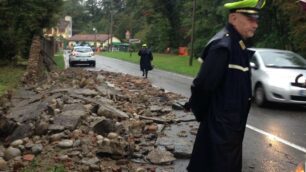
top-left (0, 68), bottom-right (197, 172)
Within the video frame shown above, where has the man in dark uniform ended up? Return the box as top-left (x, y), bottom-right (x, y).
top-left (186, 0), bottom-right (265, 171)
top-left (138, 44), bottom-right (153, 78)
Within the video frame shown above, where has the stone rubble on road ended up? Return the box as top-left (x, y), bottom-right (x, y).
top-left (0, 68), bottom-right (198, 172)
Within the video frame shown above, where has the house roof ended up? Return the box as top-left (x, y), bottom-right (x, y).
top-left (68, 34), bottom-right (111, 42)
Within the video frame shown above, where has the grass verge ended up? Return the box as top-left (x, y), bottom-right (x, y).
top-left (0, 65), bottom-right (25, 96)
top-left (0, 51), bottom-right (65, 96)
top-left (100, 51), bottom-right (201, 77)
top-left (54, 51), bottom-right (65, 70)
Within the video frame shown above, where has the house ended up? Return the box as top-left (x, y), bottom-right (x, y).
top-left (67, 34), bottom-right (121, 50)
top-left (44, 16), bottom-right (72, 39)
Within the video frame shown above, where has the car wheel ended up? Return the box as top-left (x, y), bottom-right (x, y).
top-left (255, 85), bottom-right (268, 107)
top-left (92, 62), bottom-right (96, 67)
top-left (69, 61), bottom-right (73, 67)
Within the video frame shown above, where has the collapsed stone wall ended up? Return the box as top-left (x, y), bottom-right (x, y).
top-left (22, 35), bottom-right (57, 86)
top-left (0, 68), bottom-right (196, 171)
top-left (22, 35), bottom-right (43, 85)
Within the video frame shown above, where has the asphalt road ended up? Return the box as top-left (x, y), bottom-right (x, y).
top-left (65, 53), bottom-right (306, 171)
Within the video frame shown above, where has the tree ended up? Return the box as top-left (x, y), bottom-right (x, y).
top-left (180, 0), bottom-right (226, 57)
top-left (0, 0), bottom-right (63, 62)
top-left (60, 0), bottom-right (88, 34)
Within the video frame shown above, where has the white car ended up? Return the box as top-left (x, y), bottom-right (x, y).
top-left (250, 48), bottom-right (306, 107)
top-left (69, 46), bottom-right (96, 67)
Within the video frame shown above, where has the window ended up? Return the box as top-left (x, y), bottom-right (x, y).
top-left (250, 54), bottom-right (260, 68)
top-left (259, 51), bottom-right (306, 69)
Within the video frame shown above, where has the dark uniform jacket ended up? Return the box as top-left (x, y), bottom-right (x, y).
top-left (138, 48), bottom-right (153, 71)
top-left (187, 23), bottom-right (255, 172)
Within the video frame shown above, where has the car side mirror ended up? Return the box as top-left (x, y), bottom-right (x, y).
top-left (250, 62), bottom-right (258, 70)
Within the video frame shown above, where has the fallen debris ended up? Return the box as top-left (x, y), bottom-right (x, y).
top-left (0, 68), bottom-right (197, 171)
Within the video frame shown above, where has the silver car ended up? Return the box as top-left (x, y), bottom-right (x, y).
top-left (250, 48), bottom-right (306, 106)
top-left (69, 46), bottom-right (96, 67)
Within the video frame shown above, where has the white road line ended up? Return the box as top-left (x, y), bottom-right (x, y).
top-left (153, 81), bottom-right (306, 153)
top-left (247, 124), bottom-right (306, 153)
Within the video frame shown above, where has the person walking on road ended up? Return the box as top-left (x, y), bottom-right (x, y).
top-left (138, 44), bottom-right (153, 78)
top-left (186, 0), bottom-right (265, 171)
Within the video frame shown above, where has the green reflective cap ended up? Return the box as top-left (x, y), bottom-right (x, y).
top-left (142, 44), bottom-right (147, 47)
top-left (224, 0), bottom-right (265, 10)
top-left (224, 0), bottom-right (266, 19)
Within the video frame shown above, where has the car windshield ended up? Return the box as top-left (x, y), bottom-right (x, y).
top-left (74, 47), bottom-right (92, 53)
top-left (259, 51), bottom-right (306, 69)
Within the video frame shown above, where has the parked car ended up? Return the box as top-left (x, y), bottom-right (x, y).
top-left (69, 46), bottom-right (96, 67)
top-left (250, 48), bottom-right (306, 106)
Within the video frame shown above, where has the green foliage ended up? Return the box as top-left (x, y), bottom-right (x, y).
top-left (0, 65), bottom-right (25, 96)
top-left (54, 51), bottom-right (65, 69)
top-left (2, 0), bottom-right (305, 63)
top-left (254, 0), bottom-right (306, 57)
top-left (60, 0), bottom-right (87, 34)
top-left (21, 160), bottom-right (38, 172)
top-left (146, 14), bottom-right (171, 52)
top-left (277, 0), bottom-right (306, 56)
top-left (182, 0), bottom-right (226, 57)
top-left (48, 165), bottom-right (66, 172)
top-left (21, 160), bottom-right (66, 172)
top-left (0, 0), bottom-right (63, 61)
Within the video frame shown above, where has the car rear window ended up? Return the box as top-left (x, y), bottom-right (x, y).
top-left (74, 47), bottom-right (92, 53)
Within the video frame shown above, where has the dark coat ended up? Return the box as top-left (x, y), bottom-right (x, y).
top-left (187, 24), bottom-right (254, 172)
top-left (138, 48), bottom-right (153, 71)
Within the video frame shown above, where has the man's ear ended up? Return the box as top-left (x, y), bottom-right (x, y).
top-left (229, 13), bottom-right (237, 24)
